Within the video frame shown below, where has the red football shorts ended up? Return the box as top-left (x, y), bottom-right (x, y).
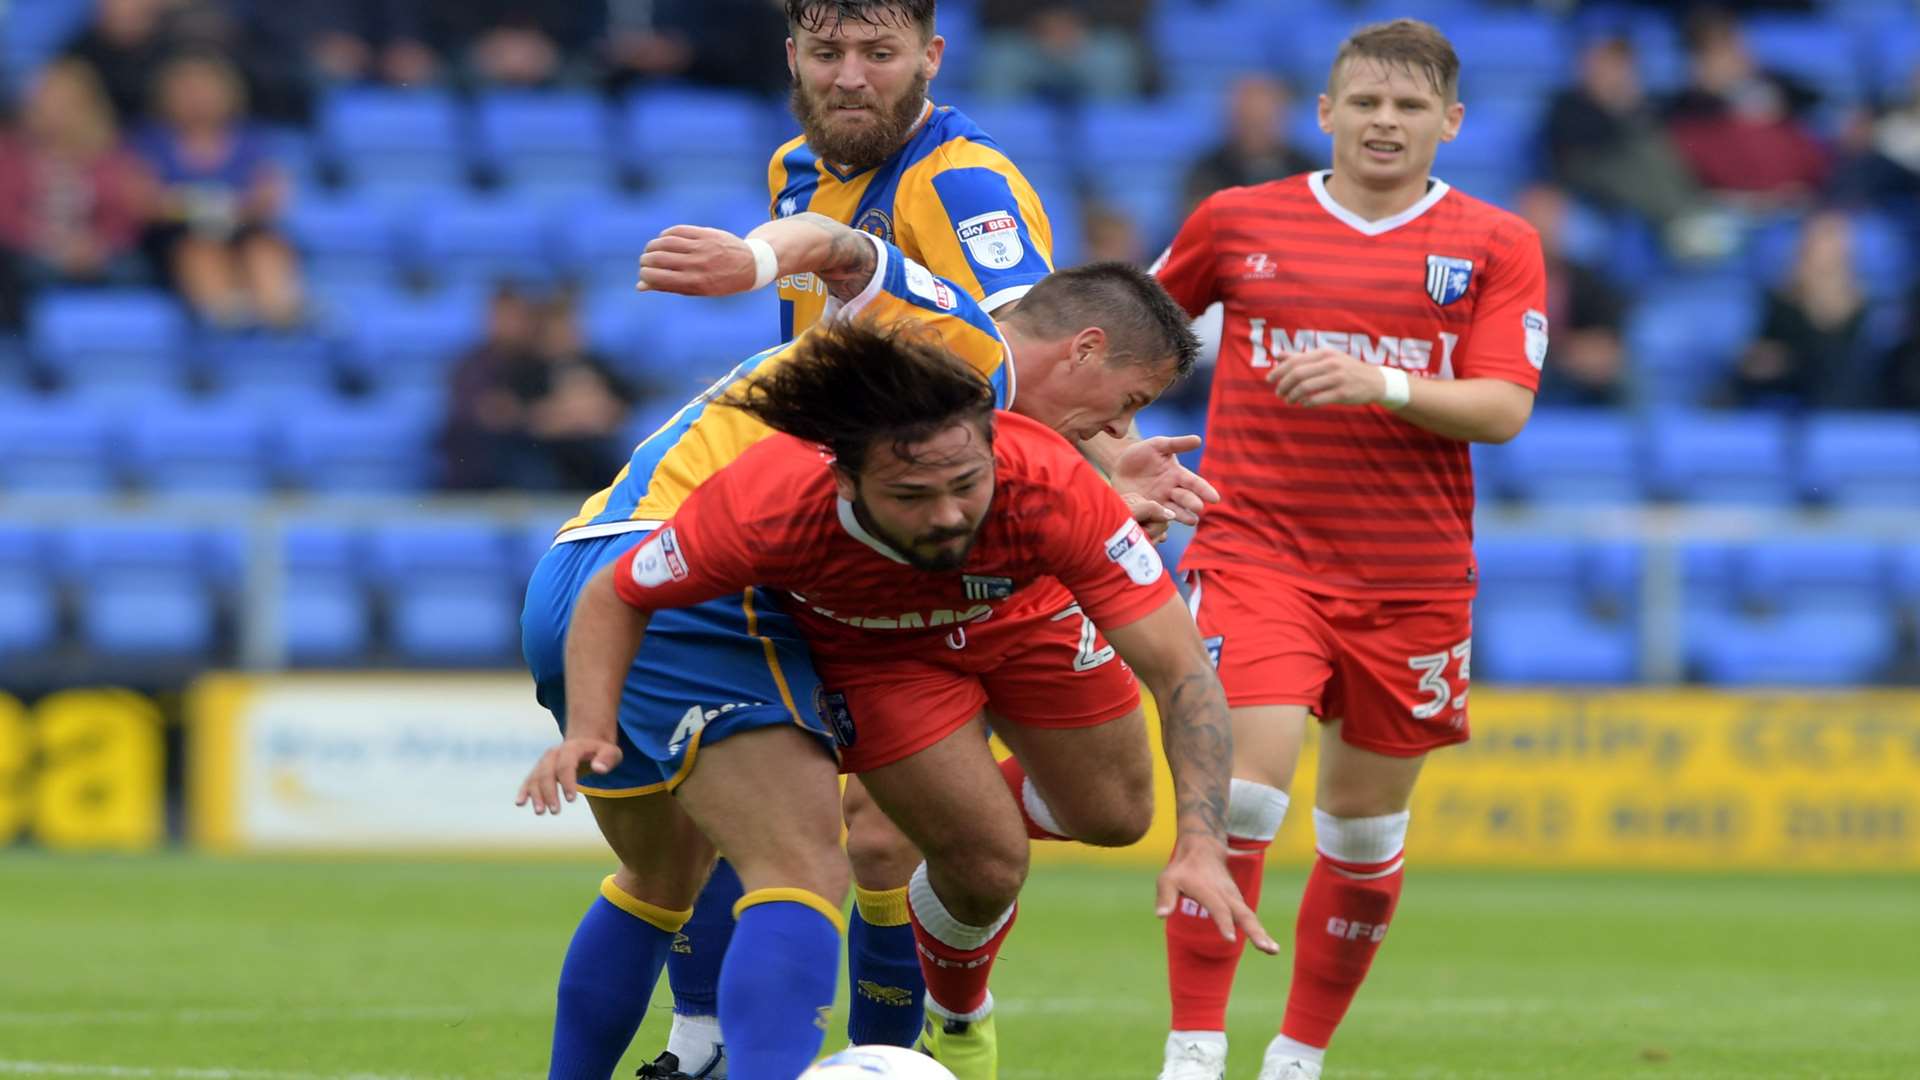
top-left (1186, 565), bottom-right (1473, 756)
top-left (812, 594), bottom-right (1143, 773)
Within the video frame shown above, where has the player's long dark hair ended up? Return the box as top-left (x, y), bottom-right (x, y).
top-left (727, 318), bottom-right (995, 474)
top-left (787, 1), bottom-right (936, 39)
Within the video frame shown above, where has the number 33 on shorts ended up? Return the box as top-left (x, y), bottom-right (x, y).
top-left (1407, 638), bottom-right (1471, 726)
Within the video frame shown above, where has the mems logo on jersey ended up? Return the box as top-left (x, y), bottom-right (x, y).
top-left (1104, 521), bottom-right (1164, 586)
top-left (957, 210), bottom-right (1023, 270)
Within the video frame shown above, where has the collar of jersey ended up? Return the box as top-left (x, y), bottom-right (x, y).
top-left (819, 100), bottom-right (937, 183)
top-left (1308, 169), bottom-right (1451, 237)
top-left (837, 497), bottom-right (912, 564)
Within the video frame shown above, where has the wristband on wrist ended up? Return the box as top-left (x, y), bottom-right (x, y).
top-left (1379, 366), bottom-right (1412, 411)
top-left (743, 237), bottom-right (779, 291)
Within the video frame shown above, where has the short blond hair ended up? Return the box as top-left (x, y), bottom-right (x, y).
top-left (1328, 19), bottom-right (1460, 102)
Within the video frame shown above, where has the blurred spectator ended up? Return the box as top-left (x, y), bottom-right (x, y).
top-left (1879, 279), bottom-right (1920, 411)
top-left (1542, 36), bottom-right (1732, 259)
top-left (1833, 66), bottom-right (1920, 211)
top-left (0, 61), bottom-right (153, 330)
top-left (62, 0), bottom-right (176, 125)
top-left (1514, 185), bottom-right (1628, 407)
top-left (442, 287), bottom-right (637, 491)
top-left (163, 0), bottom-right (314, 122)
top-left (604, 0), bottom-right (789, 97)
top-left (307, 0), bottom-right (441, 87)
top-left (427, 0), bottom-right (605, 89)
top-left (1181, 75), bottom-right (1320, 215)
top-left (1083, 201), bottom-right (1145, 264)
top-left (1664, 9), bottom-right (1829, 208)
top-left (977, 0), bottom-right (1150, 102)
top-left (135, 53), bottom-right (303, 328)
top-left (1726, 211), bottom-right (1874, 408)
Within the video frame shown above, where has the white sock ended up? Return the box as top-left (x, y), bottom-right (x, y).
top-left (666, 1012), bottom-right (722, 1060)
top-left (1170, 1029), bottom-right (1227, 1048)
top-left (1267, 1034), bottom-right (1325, 1067)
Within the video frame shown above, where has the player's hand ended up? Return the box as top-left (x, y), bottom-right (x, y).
top-left (635, 225), bottom-right (758, 295)
top-left (1156, 835), bottom-right (1280, 955)
top-left (1267, 348), bottom-right (1394, 409)
top-left (515, 737), bottom-right (623, 815)
top-left (1122, 492), bottom-right (1176, 542)
top-left (1110, 435), bottom-right (1220, 528)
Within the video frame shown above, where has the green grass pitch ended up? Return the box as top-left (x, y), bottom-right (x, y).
top-left (2, 854), bottom-right (1914, 1079)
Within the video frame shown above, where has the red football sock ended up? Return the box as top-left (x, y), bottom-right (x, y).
top-left (1280, 851), bottom-right (1404, 1048)
top-left (907, 865), bottom-right (1018, 1019)
top-left (1165, 838), bottom-right (1270, 1031)
top-left (997, 757), bottom-right (1070, 841)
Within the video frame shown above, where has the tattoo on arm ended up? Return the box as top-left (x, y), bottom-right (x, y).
top-left (1163, 670), bottom-right (1232, 841)
top-left (791, 212), bottom-right (878, 303)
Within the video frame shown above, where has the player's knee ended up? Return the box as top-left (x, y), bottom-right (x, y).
top-left (1064, 784), bottom-right (1153, 848)
top-left (935, 838), bottom-right (1028, 915)
top-left (844, 806), bottom-right (921, 887)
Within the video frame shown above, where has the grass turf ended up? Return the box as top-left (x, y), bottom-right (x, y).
top-left (0, 854), bottom-right (1913, 1079)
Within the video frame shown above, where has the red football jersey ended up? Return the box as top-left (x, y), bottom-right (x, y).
top-left (610, 410), bottom-right (1175, 662)
top-left (1154, 172), bottom-right (1548, 600)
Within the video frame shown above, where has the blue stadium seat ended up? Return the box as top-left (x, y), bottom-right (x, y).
top-left (28, 290), bottom-right (189, 396)
top-left (1587, 541), bottom-right (1645, 616)
top-left (637, 293), bottom-right (783, 397)
top-left (1746, 213), bottom-right (1914, 301)
top-left (1441, 96), bottom-right (1542, 176)
top-left (556, 195), bottom-right (703, 291)
top-left (1648, 411), bottom-right (1795, 504)
top-left (1680, 541), bottom-right (1740, 617)
top-left (1867, 18), bottom-right (1920, 96)
top-left (283, 194), bottom-right (404, 293)
top-left (1625, 276), bottom-right (1759, 404)
top-left (278, 401), bottom-right (437, 493)
top-left (413, 198), bottom-right (556, 289)
top-left (0, 526), bottom-right (57, 657)
top-left (341, 289), bottom-right (488, 392)
top-left (1477, 608), bottom-right (1639, 684)
top-left (195, 332), bottom-right (339, 404)
top-left (0, 397), bottom-right (120, 494)
top-left (321, 88), bottom-right (469, 192)
top-left (949, 101), bottom-right (1072, 179)
top-left (125, 402), bottom-right (273, 495)
top-left (60, 525), bottom-right (218, 659)
top-left (625, 88), bottom-right (769, 190)
top-left (1891, 544), bottom-right (1920, 608)
top-left (282, 524), bottom-right (374, 664)
top-left (2, 0), bottom-right (95, 96)
top-left (1740, 16), bottom-right (1865, 102)
top-left (1737, 539), bottom-right (1888, 614)
top-left (1484, 409), bottom-right (1643, 505)
top-left (1473, 537), bottom-right (1586, 614)
top-left (1155, 4), bottom-right (1282, 92)
top-left (1690, 610), bottom-right (1895, 685)
top-left (474, 90), bottom-right (616, 195)
top-left (1446, 15), bottom-right (1571, 99)
top-left (1801, 414), bottom-right (1920, 505)
top-left (370, 522), bottom-right (518, 664)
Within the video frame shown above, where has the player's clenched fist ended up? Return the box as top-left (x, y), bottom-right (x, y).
top-left (635, 224), bottom-right (758, 295)
top-left (515, 737), bottom-right (623, 815)
top-left (1267, 347), bottom-right (1397, 409)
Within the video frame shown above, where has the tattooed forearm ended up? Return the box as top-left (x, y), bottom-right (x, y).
top-left (1160, 669), bottom-right (1233, 842)
top-left (789, 212), bottom-right (878, 303)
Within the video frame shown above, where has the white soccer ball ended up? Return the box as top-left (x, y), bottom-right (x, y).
top-left (798, 1044), bottom-right (958, 1079)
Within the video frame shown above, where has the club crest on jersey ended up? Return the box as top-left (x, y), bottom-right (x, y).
top-left (1425, 255), bottom-right (1474, 306)
top-left (957, 209), bottom-right (1024, 270)
top-left (854, 206), bottom-right (894, 241)
top-left (815, 686), bottom-right (856, 747)
top-left (963, 574), bottom-right (1016, 600)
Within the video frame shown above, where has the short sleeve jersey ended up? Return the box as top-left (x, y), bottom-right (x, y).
top-left (1153, 172), bottom-right (1549, 600)
top-left (770, 102), bottom-right (1054, 340)
top-left (557, 235), bottom-right (1015, 541)
top-left (610, 411), bottom-right (1175, 661)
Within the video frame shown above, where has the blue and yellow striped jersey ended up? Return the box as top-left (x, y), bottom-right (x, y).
top-left (769, 102), bottom-right (1054, 341)
top-left (557, 235), bottom-right (1015, 541)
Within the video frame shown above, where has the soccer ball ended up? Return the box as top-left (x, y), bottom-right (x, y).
top-left (798, 1044), bottom-right (957, 1079)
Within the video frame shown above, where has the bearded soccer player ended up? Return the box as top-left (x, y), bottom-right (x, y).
top-left (1149, 20), bottom-right (1548, 1080)
top-left (520, 321), bottom-right (1269, 1080)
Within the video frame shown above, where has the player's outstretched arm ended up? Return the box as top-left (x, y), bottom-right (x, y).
top-left (1267, 347), bottom-right (1534, 443)
top-left (516, 562), bottom-right (649, 815)
top-left (1103, 596), bottom-right (1280, 955)
top-left (635, 212), bottom-right (878, 304)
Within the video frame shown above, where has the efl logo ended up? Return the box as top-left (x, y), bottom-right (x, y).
top-left (1326, 917), bottom-right (1389, 942)
top-left (657, 527), bottom-right (688, 581)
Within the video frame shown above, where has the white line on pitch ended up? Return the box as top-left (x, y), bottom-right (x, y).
top-left (0, 1005), bottom-right (536, 1027)
top-left (0, 1062), bottom-right (440, 1080)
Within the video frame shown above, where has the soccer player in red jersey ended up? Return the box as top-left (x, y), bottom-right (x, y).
top-left (1149, 20), bottom-right (1548, 1080)
top-left (519, 322), bottom-right (1272, 1080)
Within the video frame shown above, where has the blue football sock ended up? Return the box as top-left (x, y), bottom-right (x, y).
top-left (549, 877), bottom-right (689, 1080)
top-left (846, 885), bottom-right (926, 1047)
top-left (719, 889), bottom-right (844, 1080)
top-left (668, 858), bottom-right (741, 1018)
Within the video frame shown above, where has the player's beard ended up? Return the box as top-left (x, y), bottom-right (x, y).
top-left (853, 494), bottom-right (980, 572)
top-left (790, 71), bottom-right (929, 172)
